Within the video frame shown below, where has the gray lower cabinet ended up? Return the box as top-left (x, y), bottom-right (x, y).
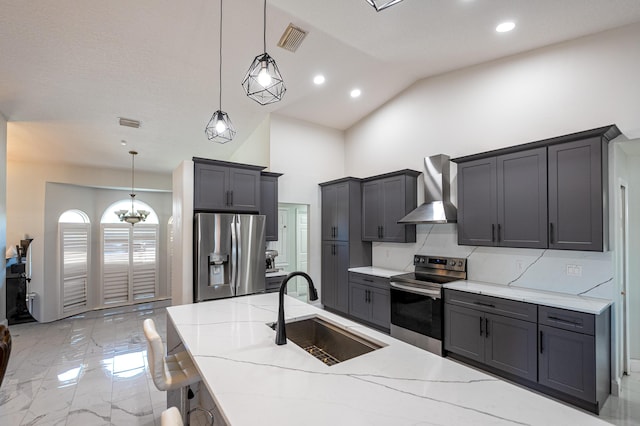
top-left (444, 302), bottom-right (537, 382)
top-left (444, 289), bottom-right (611, 413)
top-left (260, 172), bottom-right (282, 241)
top-left (537, 305), bottom-right (610, 412)
top-left (361, 170), bottom-right (419, 243)
top-left (321, 241), bottom-right (350, 314)
top-left (348, 272), bottom-right (390, 330)
top-left (194, 158), bottom-right (263, 212)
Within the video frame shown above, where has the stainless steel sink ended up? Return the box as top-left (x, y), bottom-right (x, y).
top-left (268, 316), bottom-right (385, 366)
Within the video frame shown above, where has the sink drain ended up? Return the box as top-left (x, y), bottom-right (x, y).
top-left (303, 345), bottom-right (341, 366)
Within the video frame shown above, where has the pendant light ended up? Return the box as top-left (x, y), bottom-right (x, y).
top-left (205, 0), bottom-right (236, 143)
top-left (366, 0), bottom-right (405, 12)
top-left (242, 0), bottom-right (286, 105)
top-left (115, 151), bottom-right (149, 225)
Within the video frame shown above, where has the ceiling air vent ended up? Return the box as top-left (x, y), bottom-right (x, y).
top-left (277, 24), bottom-right (307, 52)
top-left (119, 117), bottom-right (140, 128)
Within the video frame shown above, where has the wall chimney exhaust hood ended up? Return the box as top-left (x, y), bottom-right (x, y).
top-left (398, 155), bottom-right (457, 224)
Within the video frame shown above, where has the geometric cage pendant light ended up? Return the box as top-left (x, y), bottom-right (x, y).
top-left (115, 150), bottom-right (149, 225)
top-left (205, 0), bottom-right (237, 143)
top-left (365, 0), bottom-right (405, 12)
top-left (242, 0), bottom-right (286, 105)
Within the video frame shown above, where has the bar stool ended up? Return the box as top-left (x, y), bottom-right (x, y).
top-left (0, 325), bottom-right (12, 388)
top-left (144, 318), bottom-right (201, 425)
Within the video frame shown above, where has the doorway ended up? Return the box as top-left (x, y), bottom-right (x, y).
top-left (269, 203), bottom-right (309, 302)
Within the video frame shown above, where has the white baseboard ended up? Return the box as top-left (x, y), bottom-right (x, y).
top-left (611, 378), bottom-right (621, 396)
top-left (630, 359), bottom-right (640, 373)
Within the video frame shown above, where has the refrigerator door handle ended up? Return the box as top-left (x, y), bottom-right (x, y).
top-left (230, 215), bottom-right (238, 296)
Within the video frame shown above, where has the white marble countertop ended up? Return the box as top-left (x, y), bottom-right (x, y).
top-left (444, 280), bottom-right (612, 315)
top-left (348, 266), bottom-right (405, 278)
top-left (167, 293), bottom-right (609, 425)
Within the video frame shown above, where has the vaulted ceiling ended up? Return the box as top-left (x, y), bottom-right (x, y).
top-left (2, 0), bottom-right (640, 173)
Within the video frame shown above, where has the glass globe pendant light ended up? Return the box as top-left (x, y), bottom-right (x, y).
top-left (242, 0), bottom-right (286, 105)
top-left (205, 0), bottom-right (236, 143)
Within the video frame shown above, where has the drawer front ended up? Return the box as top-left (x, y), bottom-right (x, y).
top-left (349, 272), bottom-right (389, 291)
top-left (445, 289), bottom-right (537, 323)
top-left (538, 306), bottom-right (595, 335)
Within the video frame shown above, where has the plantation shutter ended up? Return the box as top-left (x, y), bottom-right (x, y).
top-left (61, 223), bottom-right (89, 313)
top-left (132, 225), bottom-right (158, 300)
top-left (102, 225), bottom-right (131, 304)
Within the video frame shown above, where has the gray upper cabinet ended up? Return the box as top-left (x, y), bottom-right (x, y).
top-left (193, 158), bottom-right (264, 212)
top-left (497, 148), bottom-right (548, 248)
top-left (260, 172), bottom-right (282, 241)
top-left (457, 148), bottom-right (547, 248)
top-left (361, 170), bottom-right (419, 243)
top-left (457, 157), bottom-right (497, 246)
top-left (454, 125), bottom-right (620, 251)
top-left (548, 137), bottom-right (603, 251)
top-left (321, 182), bottom-right (350, 241)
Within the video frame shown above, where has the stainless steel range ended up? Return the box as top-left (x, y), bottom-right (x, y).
top-left (390, 255), bottom-right (467, 356)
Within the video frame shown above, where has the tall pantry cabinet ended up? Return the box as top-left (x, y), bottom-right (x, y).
top-left (319, 178), bottom-right (371, 315)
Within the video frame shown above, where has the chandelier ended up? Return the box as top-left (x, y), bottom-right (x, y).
top-left (115, 150), bottom-right (149, 225)
top-left (366, 0), bottom-right (405, 12)
top-left (242, 0), bottom-right (286, 105)
top-left (205, 0), bottom-right (236, 143)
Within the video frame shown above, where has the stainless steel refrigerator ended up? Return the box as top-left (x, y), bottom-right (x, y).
top-left (194, 213), bottom-right (266, 302)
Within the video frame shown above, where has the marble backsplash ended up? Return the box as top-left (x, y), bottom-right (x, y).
top-left (372, 224), bottom-right (614, 300)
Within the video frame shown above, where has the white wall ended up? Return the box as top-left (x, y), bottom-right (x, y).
top-left (270, 115), bottom-right (346, 298)
top-left (626, 154), bottom-right (640, 361)
top-left (6, 160), bottom-right (172, 322)
top-left (230, 115), bottom-right (270, 168)
top-left (0, 114), bottom-right (6, 325)
top-left (345, 23), bottom-right (640, 390)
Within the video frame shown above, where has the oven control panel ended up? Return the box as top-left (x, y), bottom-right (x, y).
top-left (413, 255), bottom-right (466, 272)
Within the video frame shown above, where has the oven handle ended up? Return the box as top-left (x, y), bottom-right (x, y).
top-left (390, 282), bottom-right (441, 299)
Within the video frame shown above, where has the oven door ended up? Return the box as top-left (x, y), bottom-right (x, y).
top-left (390, 282), bottom-right (443, 352)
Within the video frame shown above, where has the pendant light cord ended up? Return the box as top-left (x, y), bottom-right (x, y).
top-left (263, 0), bottom-right (266, 53)
top-left (219, 0), bottom-right (223, 110)
top-left (130, 152), bottom-right (135, 211)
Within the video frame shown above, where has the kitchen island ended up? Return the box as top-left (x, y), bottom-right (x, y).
top-left (166, 293), bottom-right (609, 425)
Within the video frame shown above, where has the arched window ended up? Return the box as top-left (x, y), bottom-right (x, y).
top-left (100, 199), bottom-right (159, 306)
top-left (59, 210), bottom-right (90, 315)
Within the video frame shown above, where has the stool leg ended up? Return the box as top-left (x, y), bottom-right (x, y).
top-left (180, 386), bottom-right (191, 426)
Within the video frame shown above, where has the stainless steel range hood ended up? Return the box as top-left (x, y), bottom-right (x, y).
top-left (398, 155), bottom-right (457, 224)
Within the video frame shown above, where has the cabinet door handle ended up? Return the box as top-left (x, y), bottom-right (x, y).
top-left (485, 318), bottom-right (489, 338)
top-left (367, 289), bottom-right (371, 303)
top-left (473, 301), bottom-right (495, 309)
top-left (491, 224), bottom-right (496, 242)
top-left (230, 191), bottom-right (234, 206)
top-left (479, 317), bottom-right (483, 336)
top-left (226, 191), bottom-right (230, 206)
top-left (540, 330), bottom-right (544, 354)
top-left (549, 223), bottom-right (554, 244)
top-left (380, 226), bottom-right (384, 238)
top-left (497, 224), bottom-right (501, 243)
top-left (547, 316), bottom-right (580, 326)
top-left (363, 278), bottom-right (374, 283)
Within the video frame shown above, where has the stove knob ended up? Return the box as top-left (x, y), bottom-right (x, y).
top-left (449, 260), bottom-right (455, 266)
top-left (458, 260), bottom-right (463, 266)
top-left (414, 256), bottom-right (420, 264)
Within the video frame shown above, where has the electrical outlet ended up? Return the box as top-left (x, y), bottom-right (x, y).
top-left (565, 264), bottom-right (583, 277)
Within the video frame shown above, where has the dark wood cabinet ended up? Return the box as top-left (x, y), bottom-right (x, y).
top-left (319, 178), bottom-right (372, 315)
top-left (444, 295), bottom-right (537, 382)
top-left (193, 158), bottom-right (263, 212)
top-left (453, 125), bottom-right (620, 251)
top-left (361, 170), bottom-right (419, 243)
top-left (548, 138), bottom-right (604, 251)
top-left (457, 148), bottom-right (547, 248)
top-left (260, 172), bottom-right (282, 241)
top-left (348, 272), bottom-right (390, 331)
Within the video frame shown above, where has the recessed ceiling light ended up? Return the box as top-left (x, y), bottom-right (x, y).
top-left (496, 21), bottom-right (516, 33)
top-left (121, 140), bottom-right (127, 146)
top-left (313, 75), bottom-right (326, 85)
top-left (350, 88), bottom-right (362, 98)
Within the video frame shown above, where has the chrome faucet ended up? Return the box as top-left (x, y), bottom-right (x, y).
top-left (275, 271), bottom-right (319, 345)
